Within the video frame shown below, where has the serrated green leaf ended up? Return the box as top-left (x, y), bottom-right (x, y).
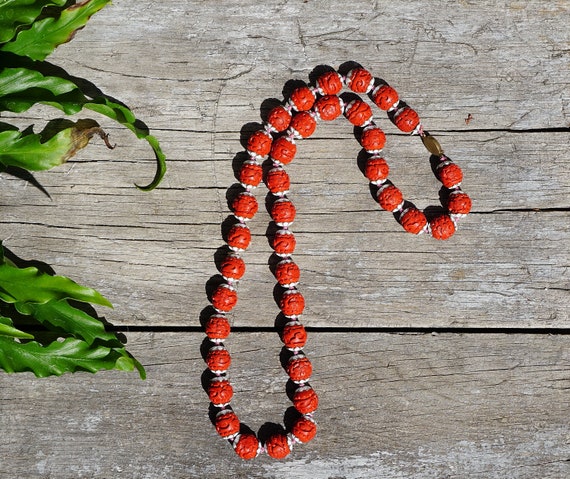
top-left (0, 0), bottom-right (111, 60)
top-left (0, 256), bottom-right (112, 308)
top-left (0, 118), bottom-right (105, 170)
top-left (0, 336), bottom-right (144, 377)
top-left (0, 0), bottom-right (67, 43)
top-left (0, 315), bottom-right (34, 339)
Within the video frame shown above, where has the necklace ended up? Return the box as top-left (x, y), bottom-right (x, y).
top-left (202, 63), bottom-right (472, 460)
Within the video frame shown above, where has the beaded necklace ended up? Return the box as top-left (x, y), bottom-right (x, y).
top-left (202, 63), bottom-right (472, 460)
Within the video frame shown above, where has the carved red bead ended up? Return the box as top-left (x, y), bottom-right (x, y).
top-left (265, 433), bottom-right (292, 459)
top-left (280, 289), bottom-right (305, 316)
top-left (292, 386), bottom-right (318, 414)
top-left (226, 223), bottom-right (251, 251)
top-left (447, 191), bottom-right (472, 215)
top-left (206, 345), bottom-right (232, 372)
top-left (239, 160), bottom-right (263, 188)
top-left (273, 229), bottom-right (296, 256)
top-left (360, 125), bottom-right (386, 153)
top-left (393, 106), bottom-right (420, 133)
top-left (233, 433), bottom-right (260, 460)
top-left (204, 313), bottom-right (231, 341)
top-left (211, 284), bottom-right (238, 312)
top-left (265, 166), bottom-right (290, 195)
top-left (372, 83), bottom-right (399, 110)
top-left (346, 67), bottom-right (374, 93)
top-left (316, 70), bottom-right (343, 95)
top-left (281, 321), bottom-right (307, 349)
top-left (220, 253), bottom-right (246, 281)
top-left (271, 198), bottom-right (296, 226)
top-left (314, 95), bottom-right (343, 121)
top-left (289, 111), bottom-right (317, 138)
top-left (437, 161), bottom-right (463, 188)
top-left (399, 207), bottom-right (428, 235)
top-left (290, 86), bottom-right (316, 112)
top-left (267, 105), bottom-right (292, 132)
top-left (209, 378), bottom-right (234, 406)
top-left (364, 156), bottom-right (390, 184)
top-left (215, 410), bottom-right (240, 438)
top-left (246, 130), bottom-right (272, 158)
top-left (290, 416), bottom-right (317, 443)
top-left (274, 259), bottom-right (300, 286)
top-left (231, 191), bottom-right (258, 220)
top-left (344, 99), bottom-right (373, 127)
top-left (430, 214), bottom-right (456, 240)
top-left (286, 355), bottom-right (312, 382)
top-left (377, 184), bottom-right (404, 212)
top-left (270, 136), bottom-right (297, 165)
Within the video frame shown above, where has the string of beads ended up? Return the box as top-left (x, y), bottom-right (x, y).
top-left (203, 63), bottom-right (472, 460)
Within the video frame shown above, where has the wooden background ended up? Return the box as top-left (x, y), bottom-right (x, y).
top-left (1, 0), bottom-right (569, 477)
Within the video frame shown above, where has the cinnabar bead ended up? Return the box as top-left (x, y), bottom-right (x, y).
top-left (265, 433), bottom-right (292, 459)
top-left (344, 99), bottom-right (373, 127)
top-left (289, 86), bottom-right (316, 112)
top-left (215, 410), bottom-right (240, 438)
top-left (206, 345), bottom-right (231, 372)
top-left (209, 378), bottom-right (234, 405)
top-left (316, 70), bottom-right (343, 95)
top-left (246, 130), bottom-right (272, 158)
top-left (233, 433), bottom-right (260, 460)
top-left (273, 229), bottom-right (296, 256)
top-left (231, 192), bottom-right (258, 220)
top-left (364, 156), bottom-right (390, 184)
top-left (286, 355), bottom-right (312, 382)
top-left (393, 106), bottom-right (420, 133)
top-left (430, 214), bottom-right (456, 240)
top-left (290, 416), bottom-right (317, 443)
top-left (265, 167), bottom-right (290, 195)
top-left (372, 83), bottom-right (399, 110)
top-left (281, 321), bottom-right (307, 349)
top-left (211, 284), bottom-right (238, 312)
top-left (274, 259), bottom-right (300, 286)
top-left (399, 207), bottom-right (428, 235)
top-left (271, 198), bottom-right (296, 226)
top-left (238, 160), bottom-right (263, 188)
top-left (267, 105), bottom-right (292, 132)
top-left (204, 313), bottom-right (231, 341)
top-left (270, 136), bottom-right (297, 165)
top-left (220, 253), bottom-right (246, 280)
top-left (289, 111), bottom-right (317, 138)
top-left (314, 95), bottom-right (343, 121)
top-left (280, 289), bottom-right (305, 316)
top-left (226, 223), bottom-right (251, 251)
top-left (447, 191), bottom-right (472, 215)
top-left (377, 184), bottom-right (404, 212)
top-left (360, 125), bottom-right (386, 153)
top-left (346, 67), bottom-right (374, 93)
top-left (437, 161), bottom-right (463, 188)
top-left (292, 386), bottom-right (318, 414)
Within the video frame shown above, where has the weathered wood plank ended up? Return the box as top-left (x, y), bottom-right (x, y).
top-left (1, 332), bottom-right (568, 478)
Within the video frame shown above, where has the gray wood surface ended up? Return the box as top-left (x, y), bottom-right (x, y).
top-left (1, 0), bottom-right (569, 477)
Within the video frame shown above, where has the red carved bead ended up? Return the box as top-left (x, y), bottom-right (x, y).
top-left (364, 156), bottom-right (390, 184)
top-left (292, 386), bottom-right (318, 414)
top-left (246, 130), bottom-right (272, 158)
top-left (430, 214), bottom-right (456, 240)
top-left (360, 125), bottom-right (386, 153)
top-left (316, 70), bottom-right (343, 95)
top-left (265, 166), bottom-right (290, 195)
top-left (399, 207), bottom-right (428, 235)
top-left (314, 95), bottom-right (343, 121)
top-left (215, 410), bottom-right (240, 438)
top-left (280, 289), bottom-right (305, 316)
top-left (447, 191), bottom-right (472, 215)
top-left (271, 198), bottom-right (296, 226)
top-left (226, 223), bottom-right (251, 251)
top-left (231, 191), bottom-right (258, 220)
top-left (274, 259), bottom-right (300, 286)
top-left (267, 105), bottom-right (292, 132)
top-left (233, 433), bottom-right (260, 460)
top-left (209, 378), bottom-right (234, 406)
top-left (265, 432), bottom-right (292, 459)
top-left (204, 313), bottom-right (231, 341)
top-left (346, 67), bottom-right (374, 93)
top-left (220, 253), bottom-right (246, 281)
top-left (273, 229), bottom-right (296, 256)
top-left (377, 184), bottom-right (404, 212)
top-left (393, 106), bottom-right (420, 133)
top-left (286, 354), bottom-right (312, 382)
top-left (372, 84), bottom-right (399, 110)
top-left (270, 136), bottom-right (297, 165)
top-left (211, 284), bottom-right (238, 312)
top-left (281, 321), bottom-right (307, 349)
top-left (344, 99), bottom-right (373, 127)
top-left (289, 111), bottom-right (317, 138)
top-left (437, 161), bottom-right (463, 188)
top-left (289, 86), bottom-right (316, 112)
top-left (206, 345), bottom-right (231, 372)
top-left (238, 160), bottom-right (262, 188)
top-left (290, 416), bottom-right (317, 443)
